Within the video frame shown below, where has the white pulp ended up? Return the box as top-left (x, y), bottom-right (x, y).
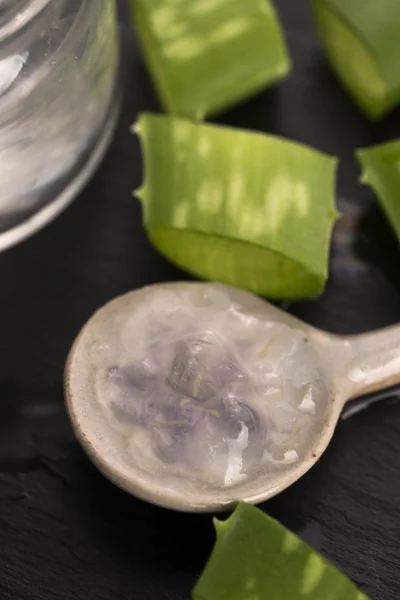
top-left (92, 285), bottom-right (328, 488)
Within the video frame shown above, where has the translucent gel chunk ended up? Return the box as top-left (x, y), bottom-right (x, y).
top-left (94, 284), bottom-right (328, 488)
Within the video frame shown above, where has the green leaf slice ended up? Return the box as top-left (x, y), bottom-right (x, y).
top-left (193, 502), bottom-right (370, 600)
top-left (357, 139), bottom-right (400, 239)
top-left (312, 0), bottom-right (400, 120)
top-left (130, 0), bottom-right (291, 120)
top-left (134, 113), bottom-right (338, 300)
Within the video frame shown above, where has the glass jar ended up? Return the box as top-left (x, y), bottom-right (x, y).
top-left (0, 0), bottom-right (121, 251)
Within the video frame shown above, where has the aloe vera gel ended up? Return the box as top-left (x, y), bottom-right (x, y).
top-left (91, 284), bottom-right (329, 490)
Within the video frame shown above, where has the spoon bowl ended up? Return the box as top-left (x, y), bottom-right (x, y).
top-left (65, 282), bottom-right (400, 512)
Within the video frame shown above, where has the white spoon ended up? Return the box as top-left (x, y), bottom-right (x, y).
top-left (65, 282), bottom-right (400, 512)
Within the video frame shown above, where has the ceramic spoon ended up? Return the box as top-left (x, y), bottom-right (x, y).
top-left (65, 282), bottom-right (400, 513)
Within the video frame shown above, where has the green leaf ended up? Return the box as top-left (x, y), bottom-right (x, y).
top-left (357, 140), bottom-right (400, 239)
top-left (312, 0), bottom-right (400, 120)
top-left (193, 503), bottom-right (370, 600)
top-left (130, 0), bottom-right (291, 120)
top-left (134, 113), bottom-right (338, 300)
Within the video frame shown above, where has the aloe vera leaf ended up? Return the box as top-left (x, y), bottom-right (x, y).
top-left (134, 113), bottom-right (338, 300)
top-left (130, 0), bottom-right (291, 120)
top-left (312, 0), bottom-right (400, 120)
top-left (193, 502), bottom-right (370, 600)
top-left (357, 140), bottom-right (400, 239)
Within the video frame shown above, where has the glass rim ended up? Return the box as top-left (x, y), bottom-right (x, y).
top-left (0, 0), bottom-right (51, 45)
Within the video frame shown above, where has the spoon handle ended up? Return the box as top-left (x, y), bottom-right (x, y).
top-left (329, 325), bottom-right (400, 401)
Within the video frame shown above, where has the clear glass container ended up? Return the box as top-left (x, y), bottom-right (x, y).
top-left (0, 0), bottom-right (121, 251)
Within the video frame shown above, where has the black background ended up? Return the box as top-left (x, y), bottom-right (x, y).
top-left (0, 1), bottom-right (400, 598)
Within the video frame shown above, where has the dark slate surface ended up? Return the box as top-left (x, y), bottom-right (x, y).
top-left (0, 1), bottom-right (400, 598)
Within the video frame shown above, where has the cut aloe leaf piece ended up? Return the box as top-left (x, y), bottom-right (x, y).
top-left (134, 113), bottom-right (338, 300)
top-left (130, 0), bottom-right (291, 120)
top-left (312, 0), bottom-right (400, 120)
top-left (357, 140), bottom-right (400, 239)
top-left (193, 503), bottom-right (370, 600)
